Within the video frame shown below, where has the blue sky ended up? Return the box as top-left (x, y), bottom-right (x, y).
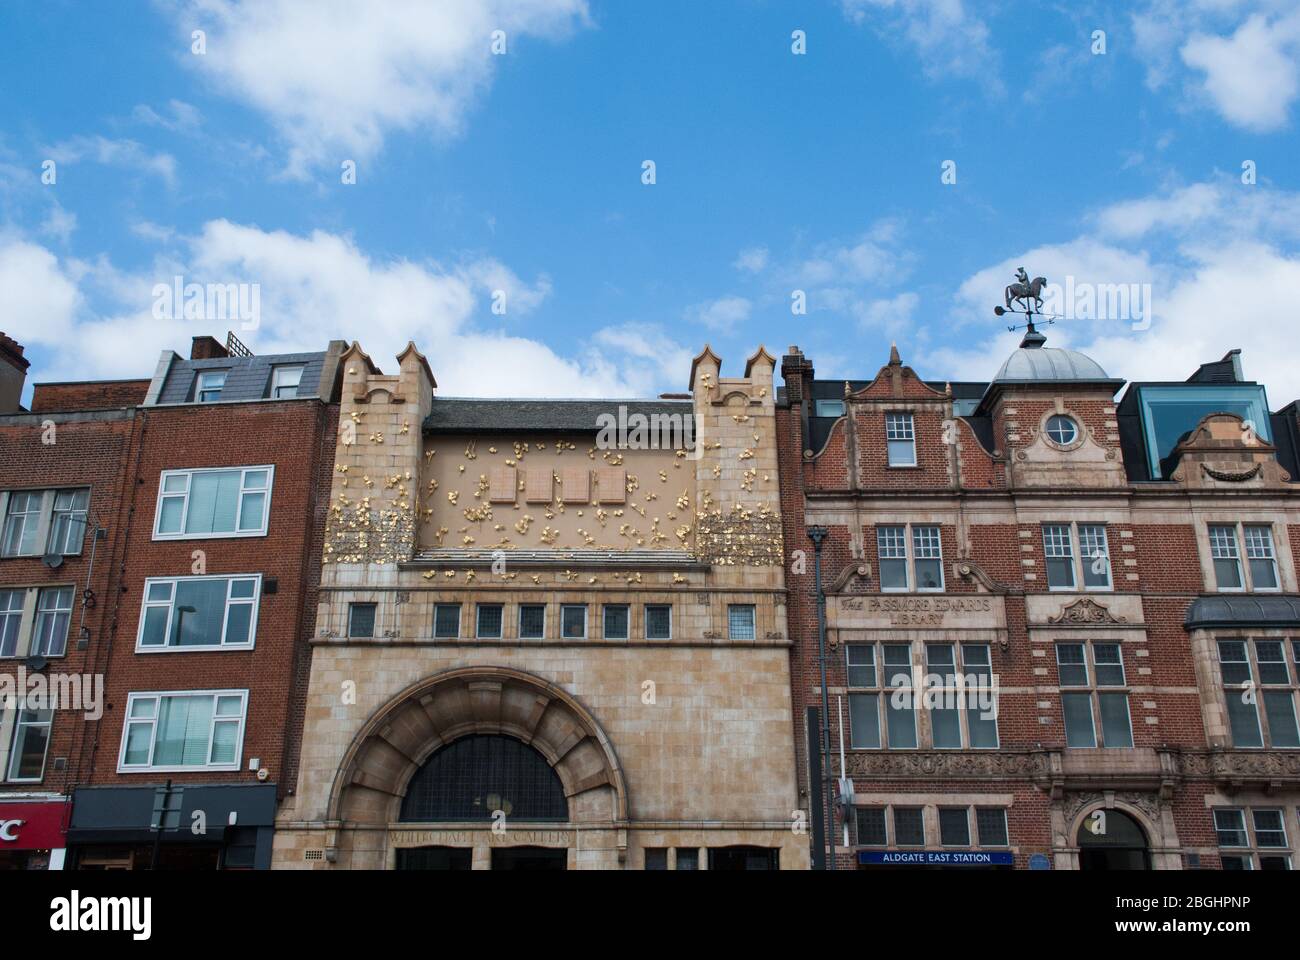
top-left (2, 0), bottom-right (1299, 404)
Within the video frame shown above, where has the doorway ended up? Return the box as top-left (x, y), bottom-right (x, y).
top-left (395, 846), bottom-right (473, 870)
top-left (1077, 808), bottom-right (1150, 870)
top-left (490, 846), bottom-right (567, 871)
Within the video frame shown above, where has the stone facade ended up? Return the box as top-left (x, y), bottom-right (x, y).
top-left (273, 343), bottom-right (808, 869)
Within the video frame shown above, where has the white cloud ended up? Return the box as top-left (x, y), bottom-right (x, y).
top-left (1181, 12), bottom-right (1300, 131)
top-left (39, 202), bottom-right (77, 243)
top-left (840, 0), bottom-right (1002, 91)
top-left (684, 295), bottom-right (752, 334)
top-left (0, 221), bottom-right (692, 398)
top-left (46, 136), bottom-right (178, 186)
top-left (169, 0), bottom-right (590, 175)
top-left (856, 292), bottom-right (918, 332)
top-left (733, 246), bottom-right (769, 274)
top-left (793, 220), bottom-right (908, 287)
top-left (132, 99), bottom-right (203, 134)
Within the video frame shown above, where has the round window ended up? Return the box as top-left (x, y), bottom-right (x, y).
top-left (1045, 415), bottom-right (1079, 446)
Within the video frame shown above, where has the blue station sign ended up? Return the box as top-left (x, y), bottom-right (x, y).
top-left (857, 850), bottom-right (1015, 867)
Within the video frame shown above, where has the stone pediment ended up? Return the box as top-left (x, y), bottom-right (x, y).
top-left (1048, 597), bottom-right (1126, 625)
top-left (1169, 412), bottom-right (1291, 488)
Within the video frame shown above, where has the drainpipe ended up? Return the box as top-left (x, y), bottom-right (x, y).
top-left (807, 525), bottom-right (836, 870)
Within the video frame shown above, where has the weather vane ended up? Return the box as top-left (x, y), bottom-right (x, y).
top-left (993, 266), bottom-right (1053, 337)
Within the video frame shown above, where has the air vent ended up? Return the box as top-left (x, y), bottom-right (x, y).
top-left (304, 849), bottom-right (324, 861)
top-left (52, 757), bottom-right (67, 772)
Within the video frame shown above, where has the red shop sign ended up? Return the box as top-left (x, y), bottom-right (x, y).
top-left (0, 801), bottom-right (69, 849)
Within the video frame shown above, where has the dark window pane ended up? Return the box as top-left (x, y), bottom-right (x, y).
top-left (849, 694), bottom-right (881, 749)
top-left (1225, 690), bottom-right (1263, 748)
top-left (931, 707), bottom-right (961, 749)
top-left (519, 605), bottom-right (546, 639)
top-left (398, 734), bottom-right (567, 822)
top-left (645, 605), bottom-right (671, 639)
top-left (939, 809), bottom-right (970, 846)
top-left (477, 605), bottom-right (503, 638)
top-left (433, 604), bottom-right (460, 639)
top-left (976, 808), bottom-right (1008, 846)
top-left (561, 605), bottom-right (587, 639)
top-left (348, 603), bottom-right (376, 638)
top-left (603, 605), bottom-right (629, 640)
top-left (644, 848), bottom-right (668, 870)
top-left (846, 644), bottom-right (876, 687)
top-left (893, 808), bottom-right (924, 846)
top-left (674, 848), bottom-right (698, 870)
top-left (1099, 693), bottom-right (1133, 748)
top-left (1062, 693), bottom-right (1096, 747)
top-left (856, 808), bottom-right (887, 846)
top-left (1263, 692), bottom-right (1300, 747)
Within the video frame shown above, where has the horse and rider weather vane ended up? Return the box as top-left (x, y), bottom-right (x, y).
top-left (994, 267), bottom-right (1058, 343)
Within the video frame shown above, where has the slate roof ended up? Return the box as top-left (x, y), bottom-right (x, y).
top-left (152, 352), bottom-right (327, 404)
top-left (422, 398), bottom-right (692, 433)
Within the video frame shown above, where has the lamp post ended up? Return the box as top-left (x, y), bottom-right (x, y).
top-left (806, 525), bottom-right (836, 870)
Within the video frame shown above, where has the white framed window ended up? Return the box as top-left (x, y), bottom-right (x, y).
top-left (6, 707), bottom-right (53, 782)
top-left (31, 586), bottom-right (73, 657)
top-left (1057, 641), bottom-right (1133, 748)
top-left (1, 491), bottom-right (44, 557)
top-left (1044, 415), bottom-right (1078, 446)
top-left (1042, 524), bottom-right (1075, 589)
top-left (1041, 522), bottom-right (1113, 591)
top-left (49, 489), bottom-right (89, 555)
top-left (433, 603), bottom-right (461, 639)
top-left (136, 575), bottom-right (260, 651)
top-left (814, 399), bottom-right (845, 418)
top-left (519, 604), bottom-right (546, 639)
top-left (153, 466), bottom-right (274, 539)
top-left (196, 371), bottom-right (227, 403)
top-left (645, 604), bottom-right (672, 640)
top-left (561, 604), bottom-right (587, 639)
top-left (1215, 808), bottom-right (1292, 870)
top-left (1216, 639), bottom-right (1300, 748)
top-left (885, 412), bottom-right (916, 466)
top-left (1205, 522), bottom-right (1281, 592)
top-left (1243, 525), bottom-right (1280, 590)
top-left (0, 589), bottom-right (22, 658)
top-left (727, 604), bottom-right (756, 640)
top-left (603, 604), bottom-right (629, 640)
top-left (271, 365), bottom-right (304, 399)
top-left (876, 524), bottom-right (943, 591)
top-left (118, 690), bottom-right (248, 773)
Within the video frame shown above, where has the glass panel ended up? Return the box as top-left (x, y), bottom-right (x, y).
top-left (172, 579), bottom-right (228, 646)
top-left (140, 605), bottom-right (170, 647)
top-left (912, 526), bottom-right (942, 589)
top-left (885, 414), bottom-right (916, 467)
top-left (603, 605), bottom-right (629, 640)
top-left (1062, 693), bottom-right (1096, 747)
top-left (727, 605), bottom-right (755, 640)
top-left (931, 705), bottom-right (961, 749)
top-left (1253, 810), bottom-right (1287, 848)
top-left (129, 697), bottom-right (157, 719)
top-left (518, 605), bottom-right (545, 639)
top-left (433, 604), bottom-right (461, 639)
top-left (1258, 855), bottom-right (1290, 870)
top-left (675, 848), bottom-right (698, 870)
top-left (1217, 640), bottom-right (1252, 686)
top-left (162, 474), bottom-right (189, 493)
top-left (349, 603), bottom-right (377, 638)
top-left (210, 720), bottom-right (239, 764)
top-left (1094, 643), bottom-right (1125, 686)
top-left (9, 710), bottom-right (52, 780)
top-left (561, 605), bottom-right (586, 639)
top-left (184, 471), bottom-right (240, 534)
top-left (1225, 688), bottom-right (1263, 748)
top-left (892, 807), bottom-right (924, 846)
top-left (856, 808), bottom-right (887, 846)
top-left (1262, 692), bottom-right (1300, 747)
top-left (0, 588), bottom-right (21, 657)
top-left (2, 491), bottom-right (42, 556)
top-left (877, 526), bottom-right (908, 590)
top-left (848, 694), bottom-right (881, 749)
top-left (926, 643), bottom-right (956, 682)
top-left (1056, 644), bottom-right (1088, 686)
top-left (224, 602), bottom-right (253, 646)
top-left (967, 704), bottom-right (999, 748)
top-left (1042, 525), bottom-right (1075, 589)
top-left (154, 696), bottom-right (214, 766)
top-left (33, 586), bottom-right (73, 657)
top-left (645, 605), bottom-right (671, 639)
top-left (476, 605), bottom-right (503, 638)
top-left (846, 644), bottom-right (876, 687)
top-left (976, 808), bottom-right (1009, 846)
top-left (962, 645), bottom-right (992, 685)
top-left (1209, 525), bottom-right (1242, 589)
top-left (1213, 809), bottom-right (1247, 847)
top-left (644, 849), bottom-right (668, 870)
top-left (123, 722), bottom-right (152, 765)
top-left (237, 491), bottom-right (266, 531)
top-left (1099, 693), bottom-right (1134, 748)
top-left (1079, 524), bottom-right (1110, 588)
top-left (1045, 415), bottom-right (1077, 445)
top-left (813, 400), bottom-right (845, 418)
top-left (1255, 641), bottom-right (1289, 684)
top-left (243, 470), bottom-right (269, 490)
top-left (157, 495), bottom-right (184, 534)
top-left (939, 808), bottom-right (970, 846)
top-left (215, 695), bottom-right (243, 716)
top-left (1243, 526), bottom-right (1277, 589)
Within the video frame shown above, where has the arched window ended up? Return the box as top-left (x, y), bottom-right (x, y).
top-left (399, 734), bottom-right (568, 822)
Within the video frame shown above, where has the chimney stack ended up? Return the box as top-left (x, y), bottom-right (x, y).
top-left (191, 335), bottom-right (229, 360)
top-left (0, 332), bottom-right (30, 414)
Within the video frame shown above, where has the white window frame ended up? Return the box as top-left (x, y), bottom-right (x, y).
top-left (135, 574), bottom-right (261, 652)
top-left (196, 370), bottom-right (227, 403)
top-left (271, 365), bottom-right (305, 400)
top-left (727, 604), bottom-right (756, 640)
top-left (1, 490), bottom-right (45, 557)
top-left (1242, 524), bottom-right (1281, 592)
top-left (1057, 641), bottom-right (1133, 748)
top-left (5, 705), bottom-right (53, 783)
top-left (885, 412), bottom-right (917, 467)
top-left (877, 524), bottom-right (944, 592)
top-left (561, 604), bottom-right (588, 640)
top-left (117, 690), bottom-right (248, 774)
top-left (31, 585), bottom-right (74, 658)
top-left (49, 488), bottom-right (90, 556)
top-left (1044, 414), bottom-right (1079, 446)
top-left (152, 465), bottom-right (275, 540)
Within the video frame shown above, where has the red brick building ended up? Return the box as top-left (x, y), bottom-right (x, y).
top-left (0, 333), bottom-right (341, 869)
top-left (778, 329), bottom-right (1300, 870)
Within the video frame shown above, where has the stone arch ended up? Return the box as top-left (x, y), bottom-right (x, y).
top-left (1066, 797), bottom-right (1157, 847)
top-left (328, 666), bottom-right (629, 827)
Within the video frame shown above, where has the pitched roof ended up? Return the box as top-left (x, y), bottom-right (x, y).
top-left (422, 397), bottom-right (692, 433)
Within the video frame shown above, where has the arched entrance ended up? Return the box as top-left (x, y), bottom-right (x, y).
top-left (1077, 808), bottom-right (1150, 870)
top-left (326, 666), bottom-right (628, 869)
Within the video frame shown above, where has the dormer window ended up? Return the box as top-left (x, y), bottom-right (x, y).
top-left (1045, 415), bottom-right (1078, 446)
top-left (885, 413), bottom-right (916, 466)
top-left (271, 365), bottom-right (304, 399)
top-left (197, 371), bottom-right (227, 403)
top-left (814, 400), bottom-right (845, 418)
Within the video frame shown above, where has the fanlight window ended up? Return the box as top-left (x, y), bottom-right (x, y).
top-left (399, 734), bottom-right (569, 822)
